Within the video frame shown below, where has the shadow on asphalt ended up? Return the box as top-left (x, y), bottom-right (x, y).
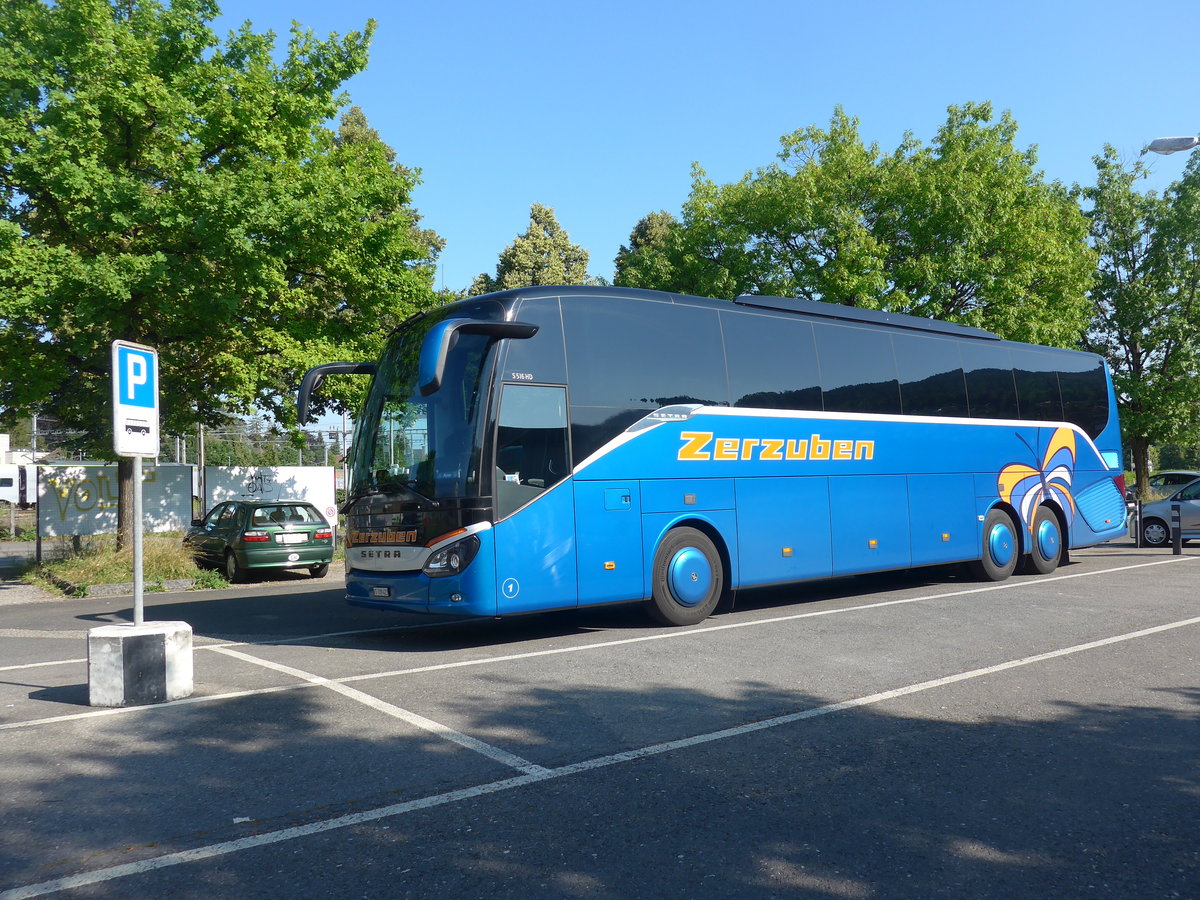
top-left (3, 666), bottom-right (1197, 896)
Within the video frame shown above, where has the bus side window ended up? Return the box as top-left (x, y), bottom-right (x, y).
top-left (964, 345), bottom-right (1019, 420)
top-left (495, 384), bottom-right (570, 519)
top-left (1012, 348), bottom-right (1064, 423)
top-left (895, 334), bottom-right (969, 417)
top-left (813, 322), bottom-right (901, 414)
top-left (1057, 356), bottom-right (1108, 438)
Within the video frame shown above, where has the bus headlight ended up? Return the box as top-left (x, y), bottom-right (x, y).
top-left (423, 534), bottom-right (481, 578)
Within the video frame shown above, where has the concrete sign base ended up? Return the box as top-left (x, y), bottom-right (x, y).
top-left (88, 622), bottom-right (193, 707)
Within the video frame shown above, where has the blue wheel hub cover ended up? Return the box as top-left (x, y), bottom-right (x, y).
top-left (668, 547), bottom-right (712, 607)
top-left (1035, 517), bottom-right (1059, 560)
top-left (988, 521), bottom-right (1015, 567)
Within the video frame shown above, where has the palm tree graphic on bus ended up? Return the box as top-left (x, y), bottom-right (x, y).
top-left (997, 427), bottom-right (1077, 532)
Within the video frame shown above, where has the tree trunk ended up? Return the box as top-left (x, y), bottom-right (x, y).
top-left (116, 456), bottom-right (134, 551)
top-left (1129, 436), bottom-right (1152, 501)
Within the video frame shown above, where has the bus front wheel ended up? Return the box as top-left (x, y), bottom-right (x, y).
top-left (969, 509), bottom-right (1018, 582)
top-left (647, 527), bottom-right (724, 626)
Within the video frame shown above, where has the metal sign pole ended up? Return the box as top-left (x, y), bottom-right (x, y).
top-left (133, 455), bottom-right (144, 626)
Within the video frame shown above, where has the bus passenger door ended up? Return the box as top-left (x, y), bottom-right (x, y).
top-left (492, 384), bottom-right (578, 613)
top-left (574, 481), bottom-right (644, 605)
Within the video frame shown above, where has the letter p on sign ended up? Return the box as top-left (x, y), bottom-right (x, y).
top-left (126, 353), bottom-right (148, 402)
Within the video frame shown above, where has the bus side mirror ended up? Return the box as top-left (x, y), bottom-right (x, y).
top-left (297, 362), bottom-right (377, 425)
top-left (418, 320), bottom-right (539, 396)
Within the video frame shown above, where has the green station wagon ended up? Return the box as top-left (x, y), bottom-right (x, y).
top-left (185, 500), bottom-right (334, 582)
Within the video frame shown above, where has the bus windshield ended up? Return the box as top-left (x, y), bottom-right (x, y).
top-left (350, 314), bottom-right (493, 505)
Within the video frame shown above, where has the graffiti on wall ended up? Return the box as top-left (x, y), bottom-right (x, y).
top-left (38, 465), bottom-right (193, 536)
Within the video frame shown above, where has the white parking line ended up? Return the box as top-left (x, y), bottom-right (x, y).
top-left (1, 554), bottom-right (1195, 731)
top-left (0, 624), bottom-right (435, 672)
top-left (211, 646), bottom-right (550, 776)
top-left (5, 612), bottom-right (1198, 900)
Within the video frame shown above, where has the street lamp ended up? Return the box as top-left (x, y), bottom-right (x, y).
top-left (1145, 135), bottom-right (1200, 155)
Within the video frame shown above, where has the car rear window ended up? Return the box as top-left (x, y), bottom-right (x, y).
top-left (251, 505), bottom-right (323, 526)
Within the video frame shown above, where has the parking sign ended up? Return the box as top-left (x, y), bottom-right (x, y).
top-left (112, 340), bottom-right (160, 457)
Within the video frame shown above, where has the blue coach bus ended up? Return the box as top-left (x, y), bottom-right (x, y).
top-left (298, 286), bottom-right (1127, 626)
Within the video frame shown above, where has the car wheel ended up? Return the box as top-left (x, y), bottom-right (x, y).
top-left (1141, 518), bottom-right (1170, 548)
top-left (309, 563), bottom-right (330, 578)
top-left (646, 527), bottom-right (724, 626)
top-left (969, 508), bottom-right (1019, 582)
top-left (225, 552), bottom-right (246, 584)
top-left (1021, 506), bottom-right (1062, 575)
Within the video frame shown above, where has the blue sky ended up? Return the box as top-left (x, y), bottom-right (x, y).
top-left (214, 0), bottom-right (1200, 293)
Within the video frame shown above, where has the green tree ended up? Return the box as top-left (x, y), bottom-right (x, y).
top-left (471, 203), bottom-right (593, 294)
top-left (1082, 147), bottom-right (1200, 495)
top-left (619, 104), bottom-right (1095, 345)
top-left (0, 0), bottom-right (440, 542)
top-left (614, 210), bottom-right (681, 289)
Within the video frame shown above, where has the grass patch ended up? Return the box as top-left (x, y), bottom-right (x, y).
top-left (26, 534), bottom-right (212, 593)
top-left (0, 526), bottom-right (38, 541)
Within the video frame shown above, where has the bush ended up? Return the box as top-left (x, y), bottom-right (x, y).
top-left (190, 568), bottom-right (228, 590)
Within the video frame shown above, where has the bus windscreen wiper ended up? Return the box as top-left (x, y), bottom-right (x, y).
top-left (341, 481), bottom-right (438, 514)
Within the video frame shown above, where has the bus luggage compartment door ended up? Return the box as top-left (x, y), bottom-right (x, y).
top-left (734, 476), bottom-right (832, 587)
top-left (829, 475), bottom-right (912, 575)
top-left (574, 480), bottom-right (644, 605)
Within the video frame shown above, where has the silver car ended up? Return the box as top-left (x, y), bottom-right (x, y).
top-left (1126, 469), bottom-right (1200, 501)
top-left (1134, 477), bottom-right (1200, 547)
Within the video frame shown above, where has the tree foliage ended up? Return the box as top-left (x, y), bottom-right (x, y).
top-left (615, 104), bottom-right (1096, 346)
top-left (0, 0), bottom-right (441, 455)
top-left (1081, 147), bottom-right (1200, 493)
top-left (471, 203), bottom-right (593, 294)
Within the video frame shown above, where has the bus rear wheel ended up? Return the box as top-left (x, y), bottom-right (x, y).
top-left (1021, 506), bottom-right (1062, 575)
top-left (969, 508), bottom-right (1018, 582)
top-left (647, 527), bottom-right (724, 626)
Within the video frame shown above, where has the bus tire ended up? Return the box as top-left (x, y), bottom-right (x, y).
top-left (647, 527), bottom-right (724, 626)
top-left (1021, 506), bottom-right (1063, 575)
top-left (969, 508), bottom-right (1018, 582)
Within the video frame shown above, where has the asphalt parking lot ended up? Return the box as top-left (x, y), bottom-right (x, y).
top-left (1, 540), bottom-right (1198, 898)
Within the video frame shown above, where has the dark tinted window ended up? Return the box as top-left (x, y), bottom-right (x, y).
top-left (566, 407), bottom-right (649, 467)
top-left (495, 385), bottom-right (570, 518)
top-left (723, 310), bottom-right (822, 411)
top-left (896, 334), bottom-right (969, 417)
top-left (503, 297), bottom-right (566, 384)
top-left (1056, 353), bottom-right (1110, 438)
top-left (562, 297), bottom-right (729, 408)
top-left (964, 345), bottom-right (1019, 420)
top-left (1012, 348), bottom-right (1064, 423)
top-left (813, 322), bottom-right (901, 414)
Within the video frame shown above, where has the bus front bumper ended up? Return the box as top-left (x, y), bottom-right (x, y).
top-left (345, 532), bottom-right (498, 617)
